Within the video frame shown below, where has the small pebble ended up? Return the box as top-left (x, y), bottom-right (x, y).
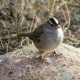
top-left (25, 64), bottom-right (31, 68)
top-left (44, 57), bottom-right (52, 63)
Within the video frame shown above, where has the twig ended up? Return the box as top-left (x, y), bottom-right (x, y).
top-left (0, 20), bottom-right (10, 52)
top-left (56, 2), bottom-right (64, 10)
top-left (65, 36), bottom-right (80, 42)
top-left (61, 8), bottom-right (67, 30)
top-left (5, 27), bottom-right (10, 53)
top-left (57, 1), bottom-right (80, 10)
top-left (0, 12), bottom-right (16, 21)
top-left (0, 36), bottom-right (4, 48)
top-left (1, 37), bottom-right (18, 41)
top-left (66, 2), bottom-right (80, 8)
top-left (76, 0), bottom-right (80, 3)
top-left (49, 0), bottom-right (55, 18)
top-left (21, 37), bottom-right (29, 46)
top-left (20, 0), bottom-right (25, 26)
top-left (62, 0), bottom-right (70, 32)
top-left (27, 0), bottom-right (41, 23)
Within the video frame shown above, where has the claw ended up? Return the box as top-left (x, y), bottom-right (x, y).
top-left (39, 56), bottom-right (46, 62)
top-left (53, 50), bottom-right (60, 57)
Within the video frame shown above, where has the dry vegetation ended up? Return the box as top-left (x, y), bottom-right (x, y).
top-left (0, 0), bottom-right (80, 54)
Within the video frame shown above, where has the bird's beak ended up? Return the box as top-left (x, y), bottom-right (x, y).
top-left (56, 25), bottom-right (60, 29)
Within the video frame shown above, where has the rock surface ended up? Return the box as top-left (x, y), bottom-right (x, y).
top-left (0, 43), bottom-right (80, 80)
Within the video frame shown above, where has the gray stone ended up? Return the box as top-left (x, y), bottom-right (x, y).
top-left (0, 43), bottom-right (80, 80)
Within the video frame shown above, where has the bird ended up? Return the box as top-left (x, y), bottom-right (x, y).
top-left (18, 17), bottom-right (63, 62)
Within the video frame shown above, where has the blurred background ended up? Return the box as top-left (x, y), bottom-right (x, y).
top-left (0, 0), bottom-right (80, 54)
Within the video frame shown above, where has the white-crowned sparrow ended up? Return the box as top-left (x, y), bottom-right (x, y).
top-left (19, 17), bottom-right (63, 61)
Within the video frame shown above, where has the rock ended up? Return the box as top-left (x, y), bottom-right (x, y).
top-left (0, 43), bottom-right (80, 80)
top-left (61, 72), bottom-right (75, 80)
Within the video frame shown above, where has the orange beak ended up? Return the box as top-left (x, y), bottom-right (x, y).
top-left (56, 25), bottom-right (60, 29)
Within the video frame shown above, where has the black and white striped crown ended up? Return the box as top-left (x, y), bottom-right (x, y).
top-left (48, 17), bottom-right (59, 26)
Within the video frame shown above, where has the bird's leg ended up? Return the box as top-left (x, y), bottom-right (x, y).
top-left (39, 50), bottom-right (46, 62)
top-left (52, 50), bottom-right (60, 57)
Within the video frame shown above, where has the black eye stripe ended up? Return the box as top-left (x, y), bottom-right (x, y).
top-left (47, 21), bottom-right (54, 26)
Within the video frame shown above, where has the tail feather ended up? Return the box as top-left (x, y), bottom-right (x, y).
top-left (18, 33), bottom-right (31, 37)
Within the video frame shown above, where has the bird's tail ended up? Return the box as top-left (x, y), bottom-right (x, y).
top-left (18, 33), bottom-right (31, 37)
top-left (17, 33), bottom-right (31, 41)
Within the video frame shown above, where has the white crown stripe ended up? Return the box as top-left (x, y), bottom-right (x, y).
top-left (53, 17), bottom-right (58, 24)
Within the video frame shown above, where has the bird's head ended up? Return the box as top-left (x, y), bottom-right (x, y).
top-left (47, 17), bottom-right (60, 29)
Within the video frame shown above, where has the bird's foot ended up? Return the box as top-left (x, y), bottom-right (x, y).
top-left (39, 56), bottom-right (47, 62)
top-left (53, 50), bottom-right (62, 57)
